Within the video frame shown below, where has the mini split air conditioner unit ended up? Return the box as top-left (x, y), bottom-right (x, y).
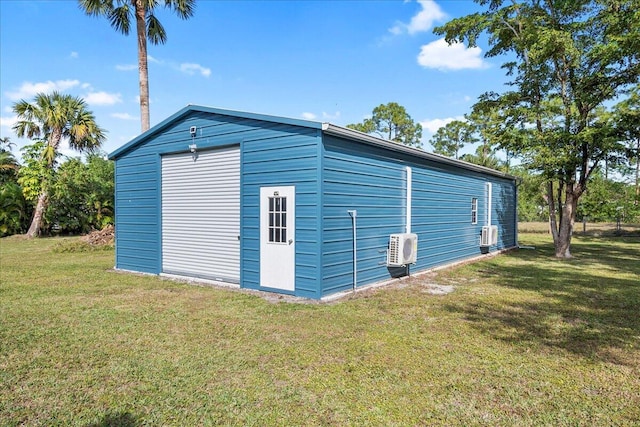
top-left (387, 233), bottom-right (418, 267)
top-left (480, 225), bottom-right (498, 247)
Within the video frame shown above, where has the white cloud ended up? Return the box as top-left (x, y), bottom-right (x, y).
top-left (84, 91), bottom-right (122, 106)
top-left (389, 0), bottom-right (446, 35)
top-left (0, 115), bottom-right (18, 130)
top-left (70, 51), bottom-right (79, 59)
top-left (116, 64), bottom-right (137, 71)
top-left (420, 116), bottom-right (464, 134)
top-left (301, 112), bottom-right (317, 120)
top-left (111, 112), bottom-right (138, 120)
top-left (322, 111), bottom-right (341, 121)
top-left (179, 63), bottom-right (211, 77)
top-left (6, 79), bottom-right (81, 100)
top-left (121, 56), bottom-right (210, 78)
top-left (417, 38), bottom-right (488, 71)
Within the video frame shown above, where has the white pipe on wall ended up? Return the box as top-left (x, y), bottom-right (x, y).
top-left (486, 182), bottom-right (493, 226)
top-left (348, 210), bottom-right (357, 292)
top-left (406, 166), bottom-right (412, 234)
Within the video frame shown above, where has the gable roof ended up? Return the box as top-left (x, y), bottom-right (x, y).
top-left (109, 105), bottom-right (516, 180)
top-left (108, 105), bottom-right (324, 160)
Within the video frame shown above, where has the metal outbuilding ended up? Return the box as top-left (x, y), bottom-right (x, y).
top-left (109, 105), bottom-right (518, 299)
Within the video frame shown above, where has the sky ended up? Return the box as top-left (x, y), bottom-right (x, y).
top-left (0, 0), bottom-right (511, 159)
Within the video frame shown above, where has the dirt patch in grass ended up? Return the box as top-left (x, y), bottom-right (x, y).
top-left (80, 224), bottom-right (114, 246)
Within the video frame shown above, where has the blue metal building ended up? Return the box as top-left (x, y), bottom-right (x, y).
top-left (109, 106), bottom-right (518, 299)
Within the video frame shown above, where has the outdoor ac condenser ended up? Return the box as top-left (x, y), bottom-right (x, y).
top-left (387, 233), bottom-right (418, 267)
top-left (480, 225), bottom-right (498, 247)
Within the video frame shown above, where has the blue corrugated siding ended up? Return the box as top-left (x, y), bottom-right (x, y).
top-left (321, 136), bottom-right (405, 295)
top-left (321, 135), bottom-right (517, 297)
top-left (114, 155), bottom-right (160, 274)
top-left (114, 107), bottom-right (516, 299)
top-left (241, 129), bottom-right (321, 299)
top-left (411, 165), bottom-right (483, 270)
top-left (489, 176), bottom-right (517, 249)
top-left (114, 112), bottom-right (321, 297)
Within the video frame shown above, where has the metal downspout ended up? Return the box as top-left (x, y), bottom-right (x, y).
top-left (348, 210), bottom-right (357, 292)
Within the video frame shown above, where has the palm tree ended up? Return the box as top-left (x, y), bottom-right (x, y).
top-left (0, 151), bottom-right (19, 183)
top-left (12, 92), bottom-right (106, 237)
top-left (79, 0), bottom-right (196, 132)
top-left (0, 182), bottom-right (28, 237)
top-left (0, 136), bottom-right (15, 150)
top-left (0, 137), bottom-right (20, 184)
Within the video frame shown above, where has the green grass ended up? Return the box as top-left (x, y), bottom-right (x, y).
top-left (1, 232), bottom-right (639, 426)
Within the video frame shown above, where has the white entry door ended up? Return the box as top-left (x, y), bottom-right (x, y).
top-left (260, 186), bottom-right (295, 291)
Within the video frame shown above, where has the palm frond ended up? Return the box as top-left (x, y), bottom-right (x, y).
top-left (79, 0), bottom-right (113, 16)
top-left (41, 145), bottom-right (57, 167)
top-left (146, 14), bottom-right (167, 44)
top-left (0, 151), bottom-right (19, 171)
top-left (109, 4), bottom-right (131, 35)
top-left (165, 0), bottom-right (195, 19)
top-left (0, 137), bottom-right (16, 151)
top-left (144, 0), bottom-right (161, 8)
top-left (68, 109), bottom-right (107, 153)
top-left (12, 100), bottom-right (38, 124)
top-left (12, 120), bottom-right (42, 140)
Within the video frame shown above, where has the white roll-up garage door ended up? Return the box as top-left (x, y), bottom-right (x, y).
top-left (161, 146), bottom-right (240, 283)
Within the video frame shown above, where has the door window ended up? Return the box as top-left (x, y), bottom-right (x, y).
top-left (268, 196), bottom-right (287, 243)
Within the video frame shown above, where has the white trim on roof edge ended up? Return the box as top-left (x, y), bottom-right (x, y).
top-left (322, 123), bottom-right (517, 180)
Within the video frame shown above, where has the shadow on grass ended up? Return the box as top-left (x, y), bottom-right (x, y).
top-left (85, 412), bottom-right (138, 427)
top-left (444, 237), bottom-right (640, 364)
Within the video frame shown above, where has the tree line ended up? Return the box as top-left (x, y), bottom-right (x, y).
top-left (1, 0), bottom-right (638, 261)
top-left (0, 136), bottom-right (113, 238)
top-left (348, 0), bottom-right (639, 258)
top-left (1, 0), bottom-right (194, 237)
top-left (347, 100), bottom-right (640, 226)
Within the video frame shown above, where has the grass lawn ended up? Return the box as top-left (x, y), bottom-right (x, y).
top-left (1, 230), bottom-right (639, 426)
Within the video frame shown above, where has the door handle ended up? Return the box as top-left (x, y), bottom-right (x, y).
top-left (288, 239), bottom-right (293, 245)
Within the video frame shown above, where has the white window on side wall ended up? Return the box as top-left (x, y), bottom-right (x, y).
top-left (471, 198), bottom-right (478, 224)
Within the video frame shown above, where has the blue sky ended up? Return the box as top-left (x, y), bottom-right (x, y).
top-left (0, 0), bottom-right (509, 158)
